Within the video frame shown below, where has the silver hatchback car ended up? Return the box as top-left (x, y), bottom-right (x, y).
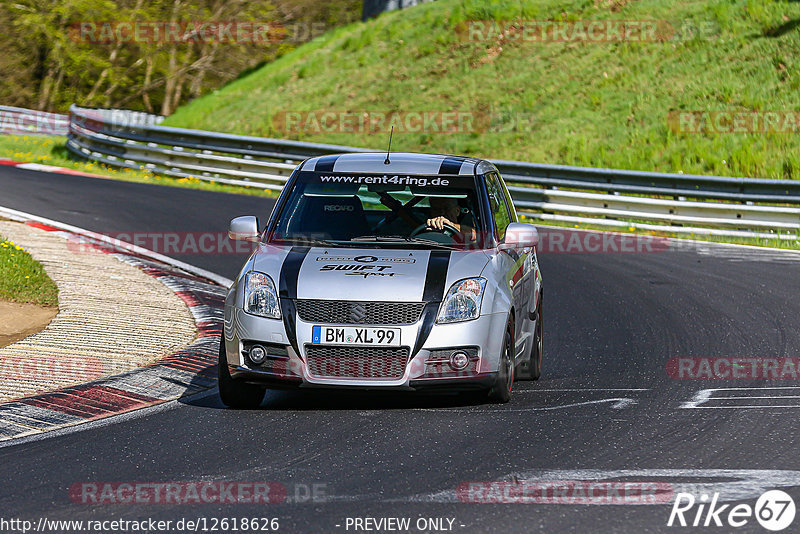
top-left (220, 152), bottom-right (543, 407)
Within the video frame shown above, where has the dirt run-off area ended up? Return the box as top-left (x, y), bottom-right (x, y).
top-left (0, 300), bottom-right (57, 348)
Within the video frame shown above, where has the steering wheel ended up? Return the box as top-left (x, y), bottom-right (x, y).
top-left (410, 222), bottom-right (460, 239)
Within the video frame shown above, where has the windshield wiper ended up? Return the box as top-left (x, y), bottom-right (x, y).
top-left (270, 236), bottom-right (336, 247)
top-left (349, 235), bottom-right (458, 250)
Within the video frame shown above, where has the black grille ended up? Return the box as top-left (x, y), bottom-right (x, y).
top-left (305, 346), bottom-right (410, 379)
top-left (295, 300), bottom-right (425, 325)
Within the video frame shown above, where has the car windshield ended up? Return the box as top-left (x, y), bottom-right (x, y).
top-left (269, 171), bottom-right (487, 249)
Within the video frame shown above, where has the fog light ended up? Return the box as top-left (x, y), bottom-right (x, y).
top-left (450, 351), bottom-right (469, 370)
top-left (249, 345), bottom-right (267, 365)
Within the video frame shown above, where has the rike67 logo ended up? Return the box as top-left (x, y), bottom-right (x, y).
top-left (668, 490), bottom-right (796, 531)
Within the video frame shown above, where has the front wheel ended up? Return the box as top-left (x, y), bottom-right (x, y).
top-left (218, 336), bottom-right (266, 409)
top-left (487, 317), bottom-right (515, 404)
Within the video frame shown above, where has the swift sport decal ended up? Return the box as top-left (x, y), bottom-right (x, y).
top-left (320, 264), bottom-right (400, 278)
top-left (296, 250), bottom-right (431, 301)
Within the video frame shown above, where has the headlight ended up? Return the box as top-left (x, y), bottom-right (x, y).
top-left (436, 277), bottom-right (487, 324)
top-left (244, 271), bottom-right (281, 319)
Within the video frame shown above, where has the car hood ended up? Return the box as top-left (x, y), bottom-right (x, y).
top-left (251, 246), bottom-right (492, 302)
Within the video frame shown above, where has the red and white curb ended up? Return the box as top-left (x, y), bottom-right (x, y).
top-left (0, 207), bottom-right (231, 442)
top-left (0, 158), bottom-right (109, 179)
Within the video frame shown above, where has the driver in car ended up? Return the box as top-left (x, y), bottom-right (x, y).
top-left (426, 197), bottom-right (476, 242)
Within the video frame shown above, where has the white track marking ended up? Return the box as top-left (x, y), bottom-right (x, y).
top-left (402, 397), bottom-right (638, 413)
top-left (683, 406), bottom-right (800, 409)
top-left (709, 396), bottom-right (800, 400)
top-left (681, 387), bottom-right (800, 409)
top-left (506, 398), bottom-right (638, 411)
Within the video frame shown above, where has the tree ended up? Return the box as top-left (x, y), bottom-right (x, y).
top-left (0, 0), bottom-right (361, 114)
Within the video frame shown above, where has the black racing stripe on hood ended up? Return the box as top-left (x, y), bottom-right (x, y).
top-left (279, 246), bottom-right (309, 299)
top-left (422, 250), bottom-right (451, 302)
top-left (438, 157), bottom-right (464, 175)
top-left (315, 155), bottom-right (340, 172)
top-left (279, 246), bottom-right (309, 356)
top-left (414, 250), bottom-right (451, 355)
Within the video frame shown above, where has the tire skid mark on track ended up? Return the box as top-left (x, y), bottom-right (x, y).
top-left (0, 222), bottom-right (226, 442)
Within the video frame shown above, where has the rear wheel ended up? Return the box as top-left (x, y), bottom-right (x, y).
top-left (487, 317), bottom-right (515, 404)
top-left (531, 293), bottom-right (543, 381)
top-left (218, 336), bottom-right (266, 409)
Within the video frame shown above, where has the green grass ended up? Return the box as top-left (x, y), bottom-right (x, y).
top-left (164, 0), bottom-right (800, 180)
top-left (0, 135), bottom-right (277, 198)
top-left (0, 234), bottom-right (58, 307)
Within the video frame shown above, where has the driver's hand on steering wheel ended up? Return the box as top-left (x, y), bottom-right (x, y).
top-left (426, 216), bottom-right (458, 231)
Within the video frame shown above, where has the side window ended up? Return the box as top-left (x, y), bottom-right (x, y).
top-left (483, 172), bottom-right (511, 240)
top-left (499, 174), bottom-right (519, 223)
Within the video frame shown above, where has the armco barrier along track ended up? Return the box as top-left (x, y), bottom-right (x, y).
top-left (6, 105), bottom-right (794, 239)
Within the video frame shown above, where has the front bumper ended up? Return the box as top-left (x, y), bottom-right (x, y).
top-left (229, 365), bottom-right (497, 393)
top-left (223, 306), bottom-right (507, 392)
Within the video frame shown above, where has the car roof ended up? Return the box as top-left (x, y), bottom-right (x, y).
top-left (298, 152), bottom-right (495, 176)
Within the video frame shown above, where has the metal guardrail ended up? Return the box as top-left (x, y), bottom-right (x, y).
top-left (0, 106), bottom-right (68, 136)
top-left (60, 105), bottom-right (800, 238)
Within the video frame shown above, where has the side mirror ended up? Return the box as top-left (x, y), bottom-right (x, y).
top-left (498, 222), bottom-right (539, 251)
top-left (228, 216), bottom-right (260, 242)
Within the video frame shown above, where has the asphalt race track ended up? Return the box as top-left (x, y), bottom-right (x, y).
top-left (2, 166), bottom-right (800, 533)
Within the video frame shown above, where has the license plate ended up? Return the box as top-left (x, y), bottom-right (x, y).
top-left (312, 326), bottom-right (401, 346)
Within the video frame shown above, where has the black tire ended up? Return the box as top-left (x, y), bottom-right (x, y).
top-left (218, 336), bottom-right (266, 409)
top-left (487, 317), bottom-right (515, 404)
top-left (531, 292), bottom-right (543, 381)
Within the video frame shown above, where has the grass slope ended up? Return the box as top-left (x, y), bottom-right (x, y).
top-left (0, 235), bottom-right (58, 307)
top-left (164, 0), bottom-right (800, 180)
